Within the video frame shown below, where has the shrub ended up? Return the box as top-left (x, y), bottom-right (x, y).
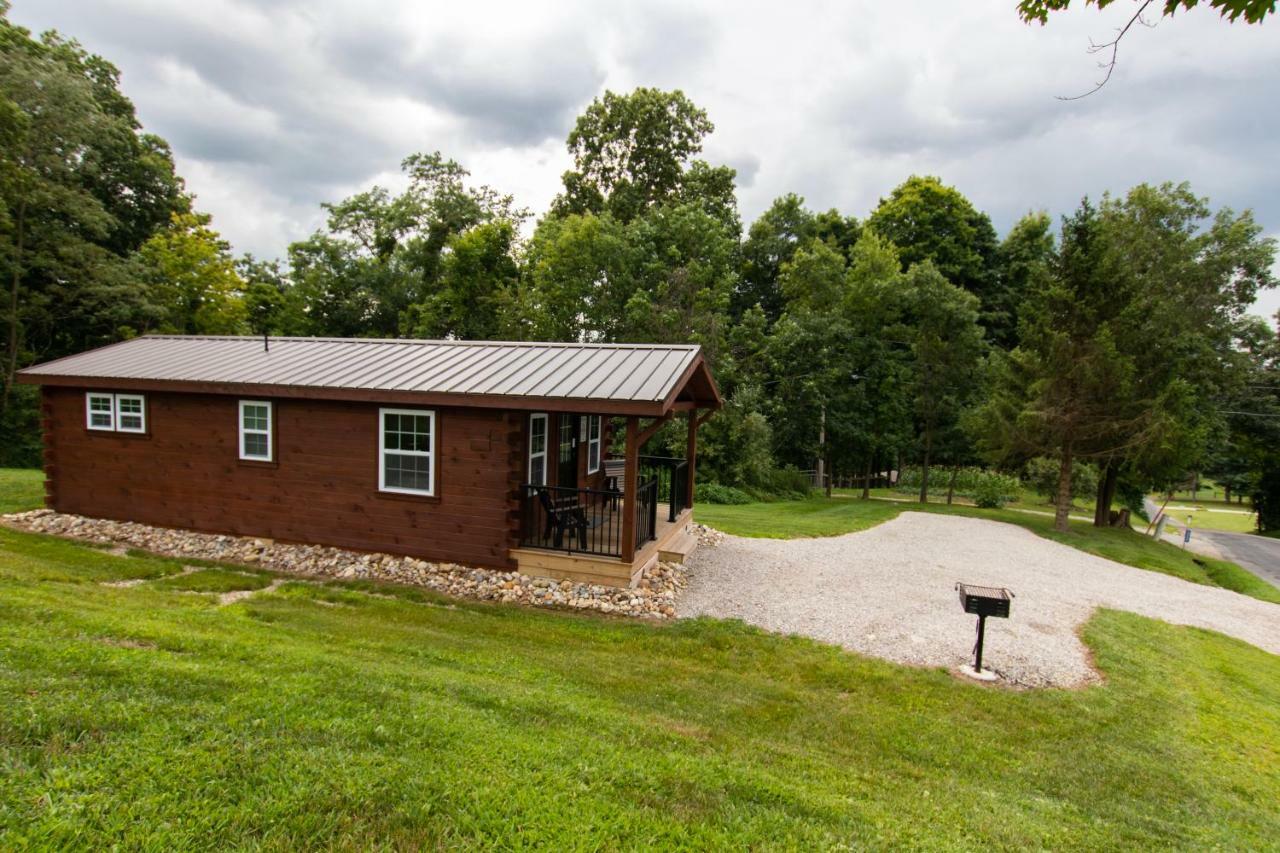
top-left (1022, 457), bottom-right (1099, 505)
top-left (759, 467), bottom-right (813, 500)
top-left (695, 482), bottom-right (753, 504)
top-left (971, 472), bottom-right (1021, 508)
top-left (895, 466), bottom-right (1003, 500)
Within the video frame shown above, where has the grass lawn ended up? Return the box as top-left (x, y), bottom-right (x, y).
top-left (0, 467), bottom-right (43, 514)
top-left (1148, 499), bottom-right (1258, 534)
top-left (1, 524), bottom-right (1278, 848)
top-left (152, 567), bottom-right (275, 594)
top-left (699, 496), bottom-right (1280, 606)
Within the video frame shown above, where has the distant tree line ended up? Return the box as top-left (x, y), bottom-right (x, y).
top-left (3, 6), bottom-right (1277, 532)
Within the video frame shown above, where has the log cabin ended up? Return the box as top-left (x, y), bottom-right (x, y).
top-left (17, 335), bottom-right (722, 587)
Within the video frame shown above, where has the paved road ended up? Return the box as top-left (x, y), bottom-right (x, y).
top-left (1191, 529), bottom-right (1280, 591)
top-left (1145, 497), bottom-right (1280, 591)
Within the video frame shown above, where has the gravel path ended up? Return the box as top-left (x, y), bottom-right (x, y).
top-left (678, 512), bottom-right (1280, 687)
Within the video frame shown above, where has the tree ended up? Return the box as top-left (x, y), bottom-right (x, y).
top-left (974, 187), bottom-right (1274, 532)
top-left (865, 176), bottom-right (1003, 340)
top-left (552, 88), bottom-right (732, 227)
top-left (735, 194), bottom-right (815, 321)
top-left (290, 152), bottom-right (525, 339)
top-left (621, 203), bottom-right (736, 360)
top-left (975, 201), bottom-right (1133, 531)
top-left (1019, 0), bottom-right (1274, 98)
top-left (1, 6), bottom-right (186, 461)
top-left (1019, 0), bottom-right (1273, 25)
top-left (136, 212), bottom-right (247, 334)
top-left (519, 212), bottom-right (631, 342)
top-left (897, 263), bottom-right (986, 503)
top-left (991, 212), bottom-right (1055, 349)
top-left (1088, 183), bottom-right (1275, 523)
top-left (526, 88), bottom-right (740, 362)
top-left (238, 255), bottom-right (307, 336)
top-left (407, 220), bottom-right (521, 340)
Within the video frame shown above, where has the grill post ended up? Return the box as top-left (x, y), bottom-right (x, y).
top-left (974, 613), bottom-right (987, 673)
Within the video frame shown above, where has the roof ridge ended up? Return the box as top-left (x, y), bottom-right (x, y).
top-left (136, 334), bottom-right (699, 350)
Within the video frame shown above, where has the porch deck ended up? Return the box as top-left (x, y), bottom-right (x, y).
top-left (511, 504), bottom-right (696, 588)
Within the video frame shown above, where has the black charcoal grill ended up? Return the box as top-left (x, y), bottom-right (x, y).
top-left (955, 582), bottom-right (1014, 674)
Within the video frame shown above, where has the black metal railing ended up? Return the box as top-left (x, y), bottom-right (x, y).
top-left (639, 455), bottom-right (689, 522)
top-left (635, 475), bottom-right (659, 549)
top-left (519, 482), bottom-right (661, 558)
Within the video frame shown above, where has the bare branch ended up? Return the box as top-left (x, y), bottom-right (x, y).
top-left (1058, 0), bottom-right (1157, 100)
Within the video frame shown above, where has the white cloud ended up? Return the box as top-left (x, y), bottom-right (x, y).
top-left (10, 0), bottom-right (1280, 316)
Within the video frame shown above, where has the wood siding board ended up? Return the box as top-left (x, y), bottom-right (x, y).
top-left (42, 388), bottom-right (519, 570)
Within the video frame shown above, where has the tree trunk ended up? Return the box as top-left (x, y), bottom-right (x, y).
top-left (816, 404), bottom-right (826, 496)
top-left (918, 426), bottom-right (932, 504)
top-left (1223, 483), bottom-right (1231, 504)
top-left (3, 199), bottom-right (26, 414)
top-left (1054, 441), bottom-right (1074, 533)
top-left (1093, 463), bottom-right (1118, 528)
top-left (861, 454), bottom-right (872, 500)
top-left (946, 464), bottom-right (959, 505)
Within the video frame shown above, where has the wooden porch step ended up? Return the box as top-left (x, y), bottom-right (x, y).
top-left (658, 528), bottom-right (698, 563)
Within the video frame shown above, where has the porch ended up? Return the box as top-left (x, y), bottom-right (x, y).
top-left (511, 502), bottom-right (696, 588)
top-left (512, 413), bottom-right (712, 587)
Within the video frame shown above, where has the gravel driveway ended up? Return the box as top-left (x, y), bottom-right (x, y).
top-left (678, 512), bottom-right (1280, 687)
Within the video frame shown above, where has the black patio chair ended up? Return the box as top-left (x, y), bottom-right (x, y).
top-left (536, 488), bottom-right (601, 551)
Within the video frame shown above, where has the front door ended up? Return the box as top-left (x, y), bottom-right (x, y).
top-left (557, 414), bottom-right (577, 490)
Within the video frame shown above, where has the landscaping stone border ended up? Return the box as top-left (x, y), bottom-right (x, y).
top-left (2, 510), bottom-right (687, 619)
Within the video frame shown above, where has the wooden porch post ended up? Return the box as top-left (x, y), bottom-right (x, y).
top-left (685, 410), bottom-right (698, 509)
top-left (620, 415), bottom-right (639, 563)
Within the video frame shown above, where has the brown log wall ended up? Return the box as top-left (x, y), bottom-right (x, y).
top-left (41, 387), bottom-right (519, 570)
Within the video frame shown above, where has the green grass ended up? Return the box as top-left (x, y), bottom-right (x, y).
top-left (0, 525), bottom-right (1278, 848)
top-left (701, 495), bottom-right (1280, 605)
top-left (152, 567), bottom-right (274, 594)
top-left (697, 496), bottom-right (902, 537)
top-left (1149, 500), bottom-right (1258, 534)
top-left (0, 467), bottom-right (43, 514)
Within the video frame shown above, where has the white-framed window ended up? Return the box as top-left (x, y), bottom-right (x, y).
top-left (586, 415), bottom-right (602, 474)
top-left (239, 400), bottom-right (273, 461)
top-left (115, 394), bottom-right (146, 434)
top-left (528, 413), bottom-right (548, 486)
top-left (86, 393), bottom-right (115, 431)
top-left (379, 408), bottom-right (435, 496)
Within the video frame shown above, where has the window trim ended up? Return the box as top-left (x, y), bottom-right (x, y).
top-left (86, 392), bottom-right (115, 431)
top-left (586, 415), bottom-right (602, 474)
top-left (114, 393), bottom-right (147, 434)
top-left (528, 412), bottom-right (548, 486)
top-left (238, 400), bottom-right (274, 462)
top-left (378, 407), bottom-right (436, 497)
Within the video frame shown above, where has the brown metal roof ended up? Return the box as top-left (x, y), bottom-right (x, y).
top-left (18, 336), bottom-right (722, 415)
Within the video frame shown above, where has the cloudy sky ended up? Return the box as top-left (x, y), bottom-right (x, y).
top-left (12, 0), bottom-right (1280, 318)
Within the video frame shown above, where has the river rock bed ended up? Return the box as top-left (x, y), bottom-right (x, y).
top-left (2, 509), bottom-right (688, 619)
